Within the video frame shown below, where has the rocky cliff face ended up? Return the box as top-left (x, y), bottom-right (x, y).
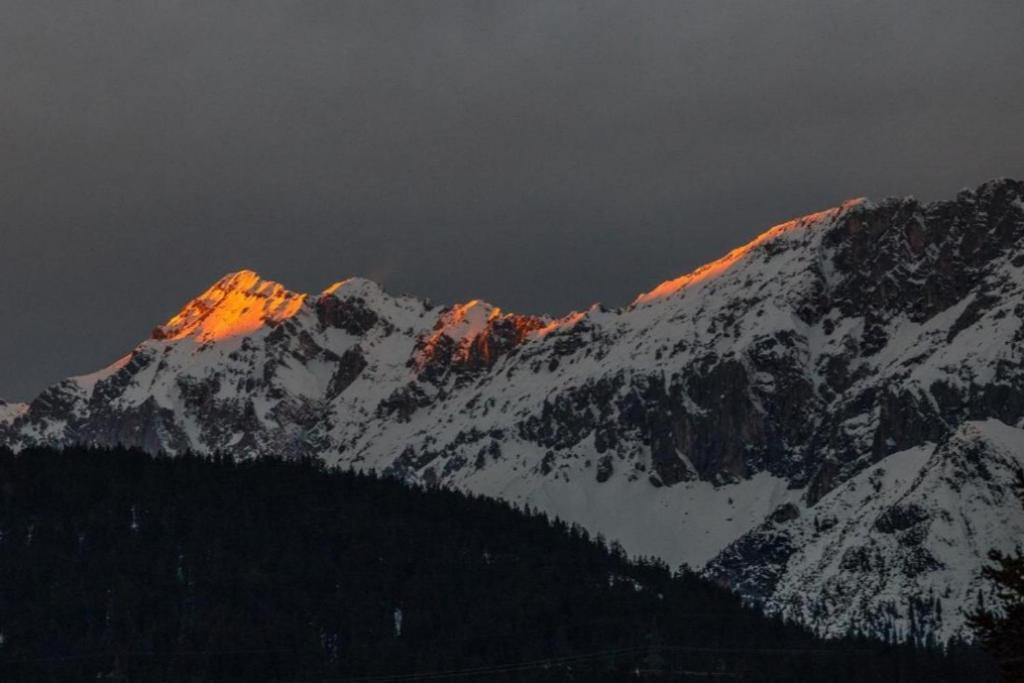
top-left (5, 178), bottom-right (1024, 643)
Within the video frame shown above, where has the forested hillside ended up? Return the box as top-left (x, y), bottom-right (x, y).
top-left (0, 447), bottom-right (994, 681)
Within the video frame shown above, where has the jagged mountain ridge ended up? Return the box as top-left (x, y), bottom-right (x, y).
top-left (4, 178), bottom-right (1024, 642)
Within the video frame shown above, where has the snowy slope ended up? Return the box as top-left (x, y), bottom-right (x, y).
top-left (0, 399), bottom-right (27, 426)
top-left (5, 178), bottom-right (1024, 641)
top-left (710, 419), bottom-right (1024, 643)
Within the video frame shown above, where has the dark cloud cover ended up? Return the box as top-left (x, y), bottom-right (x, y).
top-left (2, 1), bottom-right (1023, 400)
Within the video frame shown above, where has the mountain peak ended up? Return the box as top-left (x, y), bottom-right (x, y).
top-left (152, 270), bottom-right (308, 342)
top-left (632, 198), bottom-right (866, 306)
top-left (321, 276), bottom-right (386, 301)
top-left (419, 299), bottom-right (499, 346)
top-left (968, 176), bottom-right (1024, 197)
top-left (214, 268), bottom-right (263, 288)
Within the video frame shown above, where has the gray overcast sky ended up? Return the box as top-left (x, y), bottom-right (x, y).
top-left (2, 1), bottom-right (1023, 400)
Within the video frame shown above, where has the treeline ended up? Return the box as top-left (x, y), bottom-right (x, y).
top-left (0, 446), bottom-right (996, 681)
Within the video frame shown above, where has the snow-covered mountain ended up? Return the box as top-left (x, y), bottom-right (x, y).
top-left (4, 178), bottom-right (1024, 643)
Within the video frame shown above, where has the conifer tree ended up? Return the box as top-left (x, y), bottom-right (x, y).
top-left (969, 548), bottom-right (1024, 681)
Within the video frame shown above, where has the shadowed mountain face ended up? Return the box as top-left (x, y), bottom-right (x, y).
top-left (4, 178), bottom-right (1024, 642)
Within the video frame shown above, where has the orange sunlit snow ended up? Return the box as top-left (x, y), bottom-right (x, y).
top-left (632, 202), bottom-right (861, 305)
top-left (154, 270), bottom-right (307, 342)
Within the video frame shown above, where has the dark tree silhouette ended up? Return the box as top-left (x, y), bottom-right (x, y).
top-left (969, 548), bottom-right (1024, 681)
top-left (0, 445), bottom-right (996, 681)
